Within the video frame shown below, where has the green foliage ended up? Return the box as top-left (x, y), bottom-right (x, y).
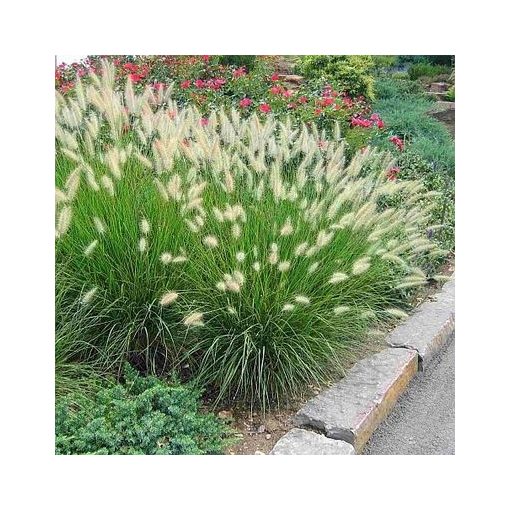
top-left (408, 63), bottom-right (451, 81)
top-left (217, 55), bottom-right (257, 71)
top-left (372, 55), bottom-right (397, 70)
top-left (373, 77), bottom-right (455, 250)
top-left (375, 77), bottom-right (425, 100)
top-left (396, 55), bottom-right (453, 66)
top-left (395, 150), bottom-right (454, 249)
top-left (392, 72), bottom-right (409, 80)
top-left (343, 127), bottom-right (373, 159)
top-left (445, 85), bottom-right (455, 101)
top-left (296, 55), bottom-right (376, 100)
top-left (56, 364), bottom-right (233, 454)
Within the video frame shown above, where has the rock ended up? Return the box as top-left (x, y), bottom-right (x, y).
top-left (257, 425), bottom-right (266, 433)
top-left (294, 348), bottom-right (418, 453)
top-left (279, 74), bottom-right (305, 84)
top-left (429, 82), bottom-right (449, 93)
top-left (254, 450), bottom-right (265, 455)
top-left (386, 278), bottom-right (455, 369)
top-left (264, 417), bottom-right (281, 432)
top-left (270, 428), bottom-right (355, 455)
top-left (265, 434), bottom-right (272, 440)
top-left (217, 410), bottom-right (233, 420)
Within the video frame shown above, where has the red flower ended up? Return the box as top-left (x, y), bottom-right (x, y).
top-left (129, 73), bottom-right (142, 83)
top-left (239, 97), bottom-right (253, 108)
top-left (386, 166), bottom-right (401, 181)
top-left (194, 79), bottom-right (206, 89)
top-left (282, 89), bottom-right (293, 98)
top-left (320, 97), bottom-right (334, 107)
top-left (200, 117), bottom-right (209, 127)
top-left (298, 96), bottom-right (308, 104)
top-left (351, 116), bottom-right (372, 128)
top-left (259, 103), bottom-right (271, 114)
top-left (270, 73), bottom-right (280, 82)
top-left (389, 135), bottom-right (404, 151)
top-left (202, 55), bottom-right (210, 63)
top-left (180, 80), bottom-right (191, 89)
top-left (123, 62), bottom-right (139, 73)
top-left (270, 85), bottom-right (282, 95)
top-left (314, 108), bottom-right (323, 116)
top-left (376, 119), bottom-right (385, 129)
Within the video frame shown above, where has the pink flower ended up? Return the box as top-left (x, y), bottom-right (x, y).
top-left (287, 102), bottom-right (297, 109)
top-left (314, 108), bottom-right (323, 116)
top-left (282, 89), bottom-right (293, 98)
top-left (239, 97), bottom-right (253, 108)
top-left (153, 82), bottom-right (165, 90)
top-left (270, 73), bottom-right (280, 82)
top-left (180, 80), bottom-right (191, 89)
top-left (376, 119), bottom-right (385, 129)
top-left (298, 96), bottom-right (308, 104)
top-left (259, 103), bottom-right (271, 114)
top-left (270, 85), bottom-right (282, 95)
top-left (194, 79), bottom-right (206, 89)
top-left (200, 117), bottom-right (209, 126)
top-left (202, 55), bottom-right (210, 63)
top-left (233, 67), bottom-right (247, 78)
top-left (386, 166), bottom-right (401, 181)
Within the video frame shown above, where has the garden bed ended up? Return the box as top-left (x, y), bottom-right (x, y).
top-left (55, 55), bottom-right (455, 455)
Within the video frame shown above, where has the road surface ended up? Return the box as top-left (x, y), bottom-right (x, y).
top-left (363, 337), bottom-right (455, 455)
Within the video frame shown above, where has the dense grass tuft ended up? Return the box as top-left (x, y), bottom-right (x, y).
top-left (55, 61), bottom-right (446, 408)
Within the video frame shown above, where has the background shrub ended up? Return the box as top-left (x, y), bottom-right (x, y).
top-left (217, 55), bottom-right (257, 71)
top-left (408, 62), bottom-right (451, 81)
top-left (56, 364), bottom-right (233, 455)
top-left (296, 55), bottom-right (376, 100)
top-left (445, 85), bottom-right (455, 101)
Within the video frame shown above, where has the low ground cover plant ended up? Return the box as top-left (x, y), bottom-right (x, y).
top-left (56, 364), bottom-right (233, 454)
top-left (372, 77), bottom-right (455, 249)
top-left (55, 61), bottom-right (447, 409)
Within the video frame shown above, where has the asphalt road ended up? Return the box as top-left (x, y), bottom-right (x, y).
top-left (363, 336), bottom-right (455, 455)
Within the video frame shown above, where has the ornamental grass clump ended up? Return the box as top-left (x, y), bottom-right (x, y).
top-left (55, 61), bottom-right (446, 408)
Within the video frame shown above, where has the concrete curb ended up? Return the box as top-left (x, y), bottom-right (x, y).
top-left (269, 279), bottom-right (455, 455)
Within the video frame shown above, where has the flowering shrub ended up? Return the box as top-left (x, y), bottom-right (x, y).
top-left (55, 61), bottom-right (447, 408)
top-left (55, 55), bottom-right (381, 144)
